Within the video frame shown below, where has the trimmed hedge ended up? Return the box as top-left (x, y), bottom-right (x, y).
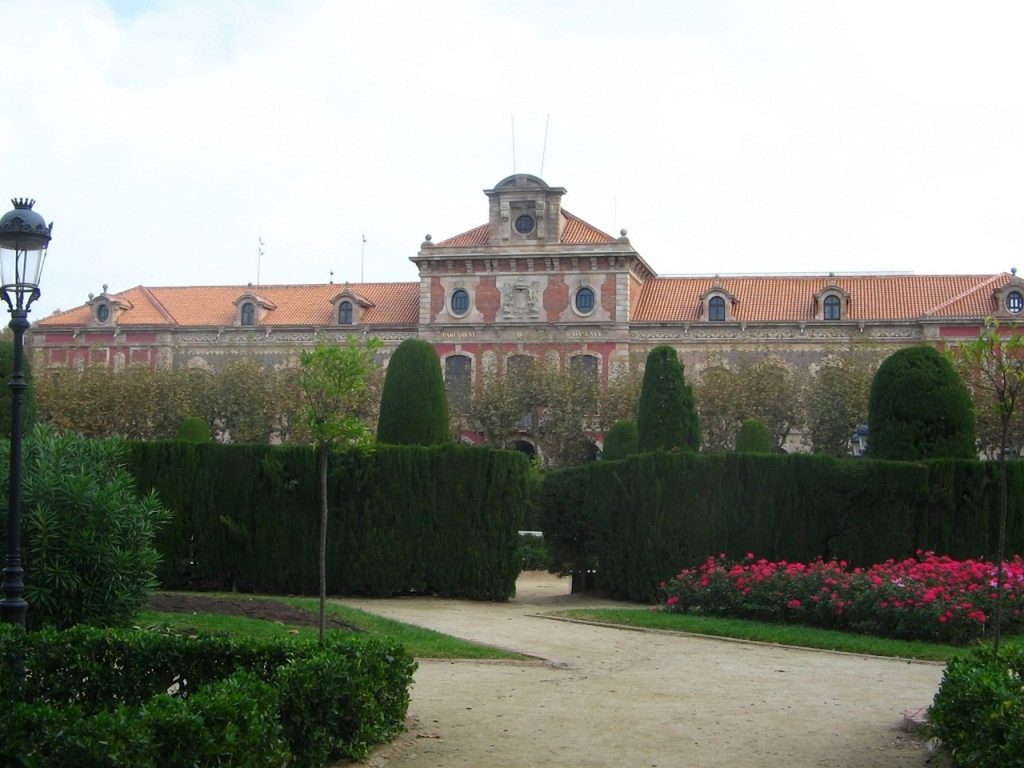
top-left (540, 452), bottom-right (1024, 602)
top-left (602, 420), bottom-right (639, 461)
top-left (129, 441), bottom-right (528, 600)
top-left (734, 419), bottom-right (772, 453)
top-left (377, 338), bottom-right (450, 445)
top-left (868, 345), bottom-right (976, 460)
top-left (0, 624), bottom-right (416, 767)
top-left (637, 346), bottom-right (700, 453)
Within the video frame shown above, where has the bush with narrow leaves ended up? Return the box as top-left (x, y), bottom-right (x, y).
top-left (0, 426), bottom-right (170, 630)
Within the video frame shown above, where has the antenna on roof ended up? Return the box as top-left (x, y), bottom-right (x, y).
top-left (360, 235), bottom-right (366, 283)
top-left (511, 115), bottom-right (517, 173)
top-left (257, 236), bottom-right (264, 287)
top-left (540, 113), bottom-right (550, 177)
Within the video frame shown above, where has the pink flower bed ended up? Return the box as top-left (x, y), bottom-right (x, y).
top-left (660, 552), bottom-right (1024, 644)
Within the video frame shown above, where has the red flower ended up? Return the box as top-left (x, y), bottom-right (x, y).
top-left (787, 599), bottom-right (802, 609)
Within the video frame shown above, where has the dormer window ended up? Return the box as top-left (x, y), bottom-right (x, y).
top-left (233, 288), bottom-right (275, 327)
top-left (708, 296), bottom-right (726, 322)
top-left (700, 280), bottom-right (737, 323)
top-left (86, 286), bottom-right (131, 327)
top-left (338, 301), bottom-right (353, 324)
top-left (329, 286), bottom-right (374, 326)
top-left (814, 279), bottom-right (849, 321)
top-left (823, 295), bottom-right (842, 321)
top-left (1008, 291), bottom-right (1024, 314)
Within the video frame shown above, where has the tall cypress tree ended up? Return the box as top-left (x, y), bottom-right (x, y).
top-left (377, 338), bottom-right (450, 445)
top-left (637, 345), bottom-right (700, 453)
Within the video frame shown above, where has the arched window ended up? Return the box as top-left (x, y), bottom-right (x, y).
top-left (445, 355), bottom-right (472, 412)
top-left (241, 302), bottom-right (255, 326)
top-left (570, 354), bottom-right (599, 384)
top-left (96, 303), bottom-right (110, 323)
top-left (1008, 291), bottom-right (1024, 314)
top-left (708, 295), bottom-right (726, 322)
top-left (823, 294), bottom-right (842, 321)
top-left (451, 288), bottom-right (470, 316)
top-left (338, 301), bottom-right (353, 324)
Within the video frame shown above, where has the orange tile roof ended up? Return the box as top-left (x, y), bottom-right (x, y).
top-left (37, 282), bottom-right (420, 328)
top-left (435, 209), bottom-right (615, 247)
top-left (632, 274), bottom-right (1013, 323)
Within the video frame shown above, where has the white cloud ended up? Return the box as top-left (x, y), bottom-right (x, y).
top-left (1, 0), bottom-right (1021, 317)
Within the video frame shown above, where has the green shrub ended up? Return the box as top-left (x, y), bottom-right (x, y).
top-left (0, 624), bottom-right (415, 767)
top-left (176, 416), bottom-right (211, 442)
top-left (377, 338), bottom-right (450, 445)
top-left (539, 452), bottom-right (929, 601)
top-left (517, 534), bottom-right (551, 571)
top-left (868, 346), bottom-right (976, 460)
top-left (637, 346), bottom-right (699, 453)
top-left (602, 420), bottom-right (639, 461)
top-left (277, 640), bottom-right (414, 764)
top-left (0, 427), bottom-right (170, 630)
top-left (735, 419), bottom-right (772, 453)
top-left (930, 647), bottom-right (1024, 766)
top-left (130, 441), bottom-right (528, 600)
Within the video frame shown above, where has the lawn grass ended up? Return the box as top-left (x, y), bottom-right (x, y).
top-left (553, 607), bottom-right (1005, 662)
top-left (140, 593), bottom-right (526, 660)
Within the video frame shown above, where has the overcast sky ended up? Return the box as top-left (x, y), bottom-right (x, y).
top-left (3, 0), bottom-right (1023, 318)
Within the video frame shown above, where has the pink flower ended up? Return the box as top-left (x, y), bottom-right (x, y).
top-left (787, 599), bottom-right (802, 609)
top-left (666, 595), bottom-right (679, 607)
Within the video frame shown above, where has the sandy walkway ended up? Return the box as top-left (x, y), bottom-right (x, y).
top-left (336, 572), bottom-right (945, 768)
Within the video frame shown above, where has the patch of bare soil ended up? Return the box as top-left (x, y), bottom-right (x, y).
top-left (147, 592), bottom-right (359, 631)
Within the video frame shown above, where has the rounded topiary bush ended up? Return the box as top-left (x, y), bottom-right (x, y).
top-left (637, 346), bottom-right (700, 453)
top-left (602, 420), bottom-right (639, 461)
top-left (377, 338), bottom-right (450, 445)
top-left (867, 345), bottom-right (976, 460)
top-left (735, 419), bottom-right (772, 453)
top-left (177, 416), bottom-right (211, 442)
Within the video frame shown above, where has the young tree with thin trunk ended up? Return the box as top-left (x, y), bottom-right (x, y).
top-left (949, 318), bottom-right (1024, 652)
top-left (299, 338), bottom-right (381, 642)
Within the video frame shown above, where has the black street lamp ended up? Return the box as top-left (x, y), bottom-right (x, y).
top-left (0, 199), bottom-right (52, 628)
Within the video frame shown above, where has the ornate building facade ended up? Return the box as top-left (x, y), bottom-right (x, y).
top-left (28, 174), bottom-right (1023, 406)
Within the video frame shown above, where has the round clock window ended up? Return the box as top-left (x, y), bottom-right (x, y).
top-left (514, 214), bottom-right (535, 234)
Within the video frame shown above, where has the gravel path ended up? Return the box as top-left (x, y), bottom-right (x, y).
top-left (336, 572), bottom-right (945, 768)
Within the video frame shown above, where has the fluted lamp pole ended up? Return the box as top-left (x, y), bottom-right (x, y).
top-left (0, 199), bottom-right (52, 627)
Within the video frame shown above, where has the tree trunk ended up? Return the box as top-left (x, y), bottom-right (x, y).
top-left (318, 441), bottom-right (329, 644)
top-left (994, 425), bottom-right (1009, 652)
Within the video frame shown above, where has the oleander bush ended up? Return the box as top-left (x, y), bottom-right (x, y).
top-left (0, 427), bottom-right (170, 630)
top-left (0, 624), bottom-right (416, 767)
top-left (930, 646), bottom-right (1024, 766)
top-left (661, 551), bottom-right (1024, 644)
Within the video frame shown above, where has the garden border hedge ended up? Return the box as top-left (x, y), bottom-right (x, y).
top-left (0, 624), bottom-right (416, 767)
top-left (541, 452), bottom-right (1024, 602)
